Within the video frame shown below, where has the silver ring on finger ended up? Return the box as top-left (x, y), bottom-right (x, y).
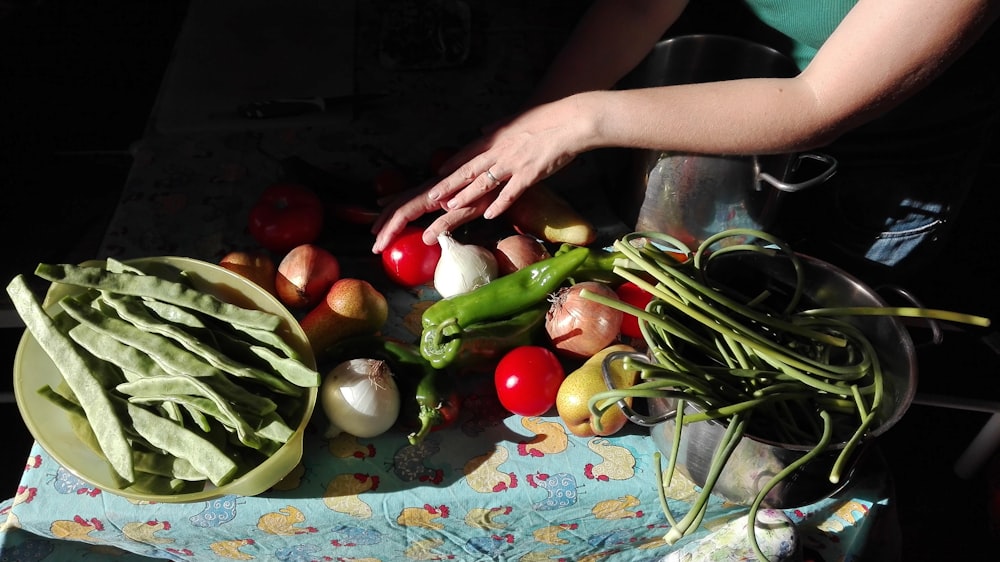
top-left (485, 169), bottom-right (501, 185)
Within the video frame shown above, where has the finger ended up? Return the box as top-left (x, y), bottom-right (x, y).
top-left (482, 178), bottom-right (530, 219)
top-left (421, 193), bottom-right (497, 245)
top-left (371, 184), bottom-right (435, 234)
top-left (371, 192), bottom-right (441, 253)
top-left (442, 167), bottom-right (509, 211)
top-left (435, 135), bottom-right (491, 176)
top-left (427, 153), bottom-right (498, 201)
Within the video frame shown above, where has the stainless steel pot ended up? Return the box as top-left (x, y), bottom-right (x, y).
top-left (603, 251), bottom-right (917, 508)
top-left (612, 35), bottom-right (837, 249)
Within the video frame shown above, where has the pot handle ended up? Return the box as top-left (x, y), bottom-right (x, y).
top-left (601, 350), bottom-right (680, 427)
top-left (759, 153), bottom-right (838, 193)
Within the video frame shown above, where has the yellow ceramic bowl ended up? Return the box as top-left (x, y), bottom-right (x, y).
top-left (13, 256), bottom-right (317, 503)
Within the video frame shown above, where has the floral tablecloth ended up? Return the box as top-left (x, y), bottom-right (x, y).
top-left (1, 1), bottom-right (899, 560)
top-left (0, 406), bottom-right (894, 562)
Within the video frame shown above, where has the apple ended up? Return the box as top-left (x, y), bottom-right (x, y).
top-left (275, 244), bottom-right (341, 309)
top-left (219, 250), bottom-right (278, 296)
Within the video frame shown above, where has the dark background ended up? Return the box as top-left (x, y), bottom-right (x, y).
top-left (2, 1), bottom-right (1000, 560)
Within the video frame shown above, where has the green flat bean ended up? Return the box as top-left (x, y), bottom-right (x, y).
top-left (217, 321), bottom-right (305, 362)
top-left (68, 322), bottom-right (278, 416)
top-left (99, 292), bottom-right (302, 395)
top-left (35, 263), bottom-right (281, 331)
top-left (132, 450), bottom-right (206, 482)
top-left (125, 401), bottom-right (238, 487)
top-left (118, 375), bottom-right (264, 450)
top-left (6, 275), bottom-right (135, 481)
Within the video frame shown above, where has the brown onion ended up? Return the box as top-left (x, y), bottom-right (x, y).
top-left (546, 281), bottom-right (623, 359)
top-left (493, 234), bottom-right (551, 275)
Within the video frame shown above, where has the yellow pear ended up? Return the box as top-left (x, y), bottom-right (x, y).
top-left (299, 278), bottom-right (388, 355)
top-left (556, 344), bottom-right (639, 437)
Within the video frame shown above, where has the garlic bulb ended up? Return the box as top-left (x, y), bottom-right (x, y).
top-left (434, 232), bottom-right (499, 298)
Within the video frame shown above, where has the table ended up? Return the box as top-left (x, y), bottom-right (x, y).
top-left (0, 1), bottom-right (899, 560)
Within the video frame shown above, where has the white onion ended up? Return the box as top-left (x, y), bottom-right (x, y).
top-left (321, 358), bottom-right (400, 439)
top-left (434, 231), bottom-right (499, 298)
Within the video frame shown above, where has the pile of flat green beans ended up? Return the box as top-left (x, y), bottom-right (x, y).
top-left (581, 229), bottom-right (991, 561)
top-left (7, 259), bottom-right (320, 496)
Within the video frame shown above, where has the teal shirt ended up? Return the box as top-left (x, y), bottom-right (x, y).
top-left (741, 0), bottom-right (859, 69)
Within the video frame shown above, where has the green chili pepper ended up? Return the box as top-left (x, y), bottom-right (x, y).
top-left (449, 303), bottom-right (548, 372)
top-left (556, 243), bottom-right (628, 284)
top-left (322, 335), bottom-right (457, 446)
top-left (420, 247), bottom-right (588, 369)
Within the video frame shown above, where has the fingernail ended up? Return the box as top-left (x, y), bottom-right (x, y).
top-left (483, 208), bottom-right (495, 219)
top-left (427, 191), bottom-right (440, 201)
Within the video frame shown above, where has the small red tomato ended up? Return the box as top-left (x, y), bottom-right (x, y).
top-left (616, 281), bottom-right (654, 339)
top-left (373, 168), bottom-right (410, 198)
top-left (381, 226), bottom-right (442, 287)
top-left (494, 346), bottom-right (565, 416)
top-left (248, 183), bottom-right (324, 253)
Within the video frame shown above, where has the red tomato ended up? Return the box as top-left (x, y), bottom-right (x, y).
top-left (616, 281), bottom-right (654, 339)
top-left (248, 183), bottom-right (324, 253)
top-left (381, 226), bottom-right (442, 287)
top-left (494, 346), bottom-right (565, 416)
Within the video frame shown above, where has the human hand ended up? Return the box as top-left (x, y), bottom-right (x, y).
top-left (370, 182), bottom-right (496, 253)
top-left (370, 97), bottom-right (589, 253)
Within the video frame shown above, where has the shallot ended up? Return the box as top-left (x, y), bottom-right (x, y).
top-left (546, 281), bottom-right (623, 359)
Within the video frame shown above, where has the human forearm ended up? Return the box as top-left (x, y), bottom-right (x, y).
top-left (571, 79), bottom-right (836, 156)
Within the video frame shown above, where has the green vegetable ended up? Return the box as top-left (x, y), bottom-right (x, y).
top-left (125, 401), bottom-right (239, 487)
top-left (555, 243), bottom-right (631, 284)
top-left (6, 276), bottom-right (135, 481)
top-left (324, 335), bottom-right (457, 445)
top-left (34, 262), bottom-right (282, 331)
top-left (98, 292), bottom-right (303, 395)
top-left (68, 323), bottom-right (278, 416)
top-left (420, 247), bottom-right (588, 368)
top-left (448, 303), bottom-right (548, 372)
top-left (9, 259), bottom-right (320, 496)
top-left (580, 228), bottom-right (991, 561)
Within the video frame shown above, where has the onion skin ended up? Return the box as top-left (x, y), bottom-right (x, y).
top-left (493, 234), bottom-right (551, 275)
top-left (321, 358), bottom-right (400, 439)
top-left (546, 281), bottom-right (623, 360)
top-left (276, 244), bottom-right (341, 309)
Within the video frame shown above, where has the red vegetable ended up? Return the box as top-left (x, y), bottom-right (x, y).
top-left (494, 346), bottom-right (565, 416)
top-left (248, 183), bottom-right (324, 253)
top-left (381, 226), bottom-right (442, 287)
top-left (616, 281), bottom-right (654, 339)
top-left (546, 281), bottom-right (623, 360)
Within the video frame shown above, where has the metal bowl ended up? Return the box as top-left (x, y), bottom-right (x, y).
top-left (607, 251), bottom-right (917, 508)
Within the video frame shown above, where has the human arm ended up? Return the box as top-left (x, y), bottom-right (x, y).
top-left (370, 0), bottom-right (688, 253)
top-left (372, 0), bottom-right (1000, 253)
